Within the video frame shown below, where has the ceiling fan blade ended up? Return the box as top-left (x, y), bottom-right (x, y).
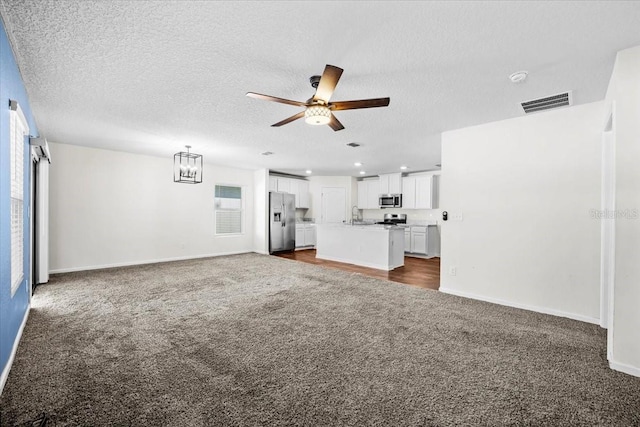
top-left (246, 92), bottom-right (306, 107)
top-left (271, 111), bottom-right (305, 127)
top-left (328, 113), bottom-right (345, 131)
top-left (330, 97), bottom-right (390, 111)
top-left (313, 64), bottom-right (344, 103)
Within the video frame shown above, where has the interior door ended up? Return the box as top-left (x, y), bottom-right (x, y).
top-left (321, 187), bottom-right (346, 224)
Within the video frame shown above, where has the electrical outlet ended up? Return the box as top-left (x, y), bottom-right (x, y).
top-left (453, 212), bottom-right (463, 221)
top-left (449, 266), bottom-right (457, 276)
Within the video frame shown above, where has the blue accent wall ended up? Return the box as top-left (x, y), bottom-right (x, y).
top-left (0, 18), bottom-right (38, 378)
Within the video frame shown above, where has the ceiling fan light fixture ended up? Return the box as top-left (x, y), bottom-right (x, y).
top-left (304, 105), bottom-right (331, 125)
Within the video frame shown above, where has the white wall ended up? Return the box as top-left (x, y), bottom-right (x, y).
top-left (48, 143), bottom-right (255, 272)
top-left (440, 101), bottom-right (604, 323)
top-left (253, 168), bottom-right (268, 254)
top-left (306, 176), bottom-right (356, 223)
top-left (605, 45), bottom-right (640, 376)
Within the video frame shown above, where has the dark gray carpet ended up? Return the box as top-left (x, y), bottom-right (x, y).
top-left (1, 253), bottom-right (639, 426)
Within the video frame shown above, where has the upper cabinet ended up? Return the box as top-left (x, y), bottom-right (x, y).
top-left (269, 175), bottom-right (310, 209)
top-left (297, 180), bottom-right (310, 208)
top-left (402, 176), bottom-right (416, 209)
top-left (276, 177), bottom-right (291, 194)
top-left (415, 176), bottom-right (433, 209)
top-left (357, 179), bottom-right (380, 209)
top-left (402, 175), bottom-right (435, 209)
top-left (379, 173), bottom-right (402, 194)
top-left (269, 176), bottom-right (278, 192)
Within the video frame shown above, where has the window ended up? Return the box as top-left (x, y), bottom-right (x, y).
top-left (10, 103), bottom-right (28, 296)
top-left (215, 185), bottom-right (243, 234)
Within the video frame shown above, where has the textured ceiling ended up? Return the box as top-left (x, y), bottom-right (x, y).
top-left (2, 1), bottom-right (640, 177)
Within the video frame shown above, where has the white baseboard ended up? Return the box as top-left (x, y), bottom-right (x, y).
top-left (610, 360), bottom-right (640, 378)
top-left (0, 303), bottom-right (30, 396)
top-left (49, 251), bottom-right (252, 274)
top-left (439, 287), bottom-right (600, 325)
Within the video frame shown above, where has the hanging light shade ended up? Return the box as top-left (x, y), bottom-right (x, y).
top-left (304, 105), bottom-right (331, 125)
top-left (174, 145), bottom-right (203, 184)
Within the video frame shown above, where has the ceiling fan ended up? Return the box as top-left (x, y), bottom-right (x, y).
top-left (246, 64), bottom-right (390, 131)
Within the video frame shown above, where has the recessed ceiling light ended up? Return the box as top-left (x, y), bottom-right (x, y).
top-left (305, 170), bottom-right (312, 174)
top-left (400, 165), bottom-right (407, 170)
top-left (261, 151), bottom-right (274, 156)
top-left (509, 71), bottom-right (528, 84)
top-left (359, 171), bottom-right (366, 175)
top-left (347, 142), bottom-right (360, 148)
top-left (354, 162), bottom-right (362, 167)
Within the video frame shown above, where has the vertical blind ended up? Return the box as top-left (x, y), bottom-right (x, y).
top-left (10, 106), bottom-right (28, 295)
top-left (215, 185), bottom-right (242, 234)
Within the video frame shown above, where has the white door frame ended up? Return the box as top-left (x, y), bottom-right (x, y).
top-left (600, 106), bottom-right (616, 362)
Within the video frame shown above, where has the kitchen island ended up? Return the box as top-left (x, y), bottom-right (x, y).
top-left (315, 224), bottom-right (405, 271)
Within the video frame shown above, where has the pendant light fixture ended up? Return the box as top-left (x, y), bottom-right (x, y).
top-left (174, 145), bottom-right (203, 184)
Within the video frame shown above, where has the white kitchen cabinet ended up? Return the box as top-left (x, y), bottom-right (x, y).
top-left (357, 181), bottom-right (368, 209)
top-left (296, 223), bottom-right (316, 248)
top-left (269, 176), bottom-right (278, 192)
top-left (379, 173), bottom-right (402, 194)
top-left (276, 177), bottom-right (291, 194)
top-left (378, 174), bottom-right (390, 194)
top-left (404, 229), bottom-right (411, 252)
top-left (357, 179), bottom-right (380, 209)
top-left (295, 225), bottom-right (304, 247)
top-left (297, 180), bottom-right (310, 208)
top-left (415, 176), bottom-right (433, 209)
top-left (404, 226), bottom-right (428, 254)
top-left (269, 176), bottom-right (310, 209)
top-left (366, 179), bottom-right (380, 209)
top-left (404, 225), bottom-right (440, 256)
top-left (304, 225), bottom-right (316, 246)
top-left (402, 175), bottom-right (433, 209)
top-left (402, 176), bottom-right (416, 209)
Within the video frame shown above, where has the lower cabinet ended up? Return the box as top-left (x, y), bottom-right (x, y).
top-left (404, 226), bottom-right (428, 255)
top-left (295, 224), bottom-right (316, 248)
top-left (295, 226), bottom-right (304, 247)
top-left (410, 226), bottom-right (428, 254)
top-left (304, 226), bottom-right (316, 247)
top-left (404, 230), bottom-right (411, 252)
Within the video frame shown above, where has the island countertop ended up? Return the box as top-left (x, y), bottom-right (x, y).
top-left (315, 223), bottom-right (404, 271)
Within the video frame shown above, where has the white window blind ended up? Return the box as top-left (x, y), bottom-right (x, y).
top-left (10, 104), bottom-right (28, 296)
top-left (215, 185), bottom-right (242, 234)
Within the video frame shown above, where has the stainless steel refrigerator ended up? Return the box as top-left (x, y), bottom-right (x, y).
top-left (269, 192), bottom-right (296, 253)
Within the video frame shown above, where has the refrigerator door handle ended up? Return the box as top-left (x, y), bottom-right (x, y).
top-left (282, 204), bottom-right (286, 227)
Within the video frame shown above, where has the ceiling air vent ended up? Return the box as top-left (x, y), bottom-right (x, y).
top-left (521, 91), bottom-right (572, 114)
top-left (346, 142), bottom-right (360, 148)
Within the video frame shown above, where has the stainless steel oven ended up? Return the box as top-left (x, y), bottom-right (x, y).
top-left (379, 194), bottom-right (402, 208)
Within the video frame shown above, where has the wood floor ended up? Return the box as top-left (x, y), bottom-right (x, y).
top-left (275, 249), bottom-right (440, 290)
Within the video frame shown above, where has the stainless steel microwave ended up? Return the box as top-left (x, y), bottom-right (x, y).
top-left (379, 194), bottom-right (402, 208)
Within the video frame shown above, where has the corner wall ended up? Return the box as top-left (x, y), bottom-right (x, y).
top-left (48, 143), bottom-right (256, 272)
top-left (605, 45), bottom-right (640, 376)
top-left (253, 168), bottom-right (268, 254)
top-left (0, 18), bottom-right (38, 392)
top-left (440, 101), bottom-right (604, 323)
